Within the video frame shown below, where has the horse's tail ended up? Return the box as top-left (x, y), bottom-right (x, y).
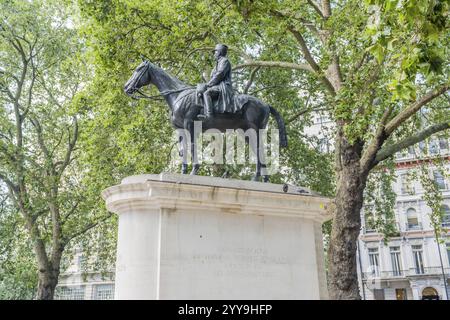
top-left (269, 105), bottom-right (288, 148)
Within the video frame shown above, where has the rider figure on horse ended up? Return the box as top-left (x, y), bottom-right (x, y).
top-left (197, 44), bottom-right (235, 120)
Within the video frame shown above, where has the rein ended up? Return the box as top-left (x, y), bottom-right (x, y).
top-left (133, 87), bottom-right (194, 100)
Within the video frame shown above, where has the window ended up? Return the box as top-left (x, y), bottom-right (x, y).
top-left (412, 245), bottom-right (425, 275)
top-left (318, 138), bottom-right (330, 153)
top-left (368, 248), bottom-right (380, 277)
top-left (400, 174), bottom-right (415, 194)
top-left (396, 288), bottom-right (407, 300)
top-left (77, 254), bottom-right (86, 272)
top-left (390, 247), bottom-right (402, 276)
top-left (418, 141), bottom-right (426, 154)
top-left (439, 137), bottom-right (449, 151)
top-left (429, 139), bottom-right (439, 155)
top-left (422, 287), bottom-right (439, 300)
top-left (373, 289), bottom-right (385, 300)
top-left (93, 284), bottom-right (114, 300)
top-left (442, 205), bottom-right (450, 227)
top-left (433, 170), bottom-right (446, 190)
top-left (446, 243), bottom-right (450, 266)
top-left (406, 208), bottom-right (420, 230)
top-left (55, 286), bottom-right (85, 300)
top-left (364, 210), bottom-right (376, 233)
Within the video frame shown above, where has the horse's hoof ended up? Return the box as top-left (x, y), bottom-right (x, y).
top-left (190, 164), bottom-right (200, 175)
top-left (181, 164), bottom-right (188, 174)
top-left (263, 176), bottom-right (270, 183)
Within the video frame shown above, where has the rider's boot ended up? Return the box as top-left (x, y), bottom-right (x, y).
top-left (202, 93), bottom-right (214, 120)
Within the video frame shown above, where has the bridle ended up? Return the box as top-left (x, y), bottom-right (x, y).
top-left (128, 61), bottom-right (194, 100)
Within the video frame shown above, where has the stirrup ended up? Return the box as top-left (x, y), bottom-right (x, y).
top-left (198, 113), bottom-right (213, 120)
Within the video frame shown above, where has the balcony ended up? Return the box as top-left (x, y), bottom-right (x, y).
top-left (405, 222), bottom-right (422, 231)
top-left (362, 267), bottom-right (450, 280)
top-left (380, 270), bottom-right (404, 278)
top-left (401, 187), bottom-right (416, 195)
top-left (406, 267), bottom-right (450, 276)
top-left (362, 270), bottom-right (403, 280)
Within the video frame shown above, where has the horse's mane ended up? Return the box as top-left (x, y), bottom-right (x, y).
top-left (148, 62), bottom-right (189, 89)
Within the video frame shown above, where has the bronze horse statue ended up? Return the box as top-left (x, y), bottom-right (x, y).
top-left (124, 60), bottom-right (287, 182)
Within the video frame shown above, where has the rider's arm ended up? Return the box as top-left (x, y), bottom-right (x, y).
top-left (207, 59), bottom-right (230, 87)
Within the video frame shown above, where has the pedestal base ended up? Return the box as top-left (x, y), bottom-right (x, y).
top-left (102, 173), bottom-right (332, 299)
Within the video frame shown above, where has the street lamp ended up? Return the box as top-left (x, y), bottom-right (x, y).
top-left (357, 238), bottom-right (367, 300)
top-left (433, 227), bottom-right (449, 300)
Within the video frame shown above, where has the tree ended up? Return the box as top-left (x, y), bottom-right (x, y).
top-left (0, 192), bottom-right (37, 299)
top-left (0, 0), bottom-right (111, 299)
top-left (77, 0), bottom-right (449, 299)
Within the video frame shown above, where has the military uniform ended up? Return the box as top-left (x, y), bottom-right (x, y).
top-left (201, 44), bottom-right (236, 118)
top-left (205, 56), bottom-right (235, 113)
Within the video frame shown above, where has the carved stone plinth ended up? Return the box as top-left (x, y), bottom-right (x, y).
top-left (102, 173), bottom-right (332, 299)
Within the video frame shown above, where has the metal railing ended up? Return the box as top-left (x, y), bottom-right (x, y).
top-left (362, 267), bottom-right (450, 279)
top-left (407, 267), bottom-right (450, 276)
top-left (401, 187), bottom-right (416, 195)
top-left (405, 222), bottom-right (422, 231)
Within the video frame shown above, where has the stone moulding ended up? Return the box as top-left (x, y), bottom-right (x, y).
top-left (102, 173), bottom-right (332, 223)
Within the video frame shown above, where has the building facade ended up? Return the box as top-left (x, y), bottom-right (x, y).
top-left (305, 111), bottom-right (450, 300)
top-left (55, 251), bottom-right (115, 300)
top-left (357, 140), bottom-right (450, 300)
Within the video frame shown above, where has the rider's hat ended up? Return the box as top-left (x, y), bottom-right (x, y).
top-left (212, 43), bottom-right (228, 55)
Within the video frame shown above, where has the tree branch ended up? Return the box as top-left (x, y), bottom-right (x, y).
top-left (61, 199), bottom-right (82, 224)
top-left (287, 26), bottom-right (336, 94)
top-left (373, 122), bottom-right (450, 166)
top-left (176, 45), bottom-right (252, 76)
top-left (307, 0), bottom-right (324, 18)
top-left (58, 116), bottom-right (78, 176)
top-left (22, 57), bottom-right (37, 119)
top-left (322, 0), bottom-right (331, 19)
top-left (233, 60), bottom-right (314, 72)
top-left (63, 213), bottom-right (113, 245)
top-left (360, 105), bottom-right (394, 174)
top-left (30, 117), bottom-right (51, 161)
top-left (385, 84), bottom-right (449, 135)
top-left (243, 66), bottom-right (260, 94)
top-left (0, 172), bottom-right (17, 192)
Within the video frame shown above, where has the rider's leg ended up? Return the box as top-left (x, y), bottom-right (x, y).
top-left (202, 87), bottom-right (219, 119)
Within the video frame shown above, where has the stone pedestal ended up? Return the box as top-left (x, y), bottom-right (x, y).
top-left (102, 173), bottom-right (332, 299)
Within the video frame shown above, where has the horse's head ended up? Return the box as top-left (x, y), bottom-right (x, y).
top-left (124, 60), bottom-right (151, 97)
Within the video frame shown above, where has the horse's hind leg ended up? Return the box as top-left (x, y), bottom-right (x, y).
top-left (260, 143), bottom-right (269, 183)
top-left (185, 119), bottom-right (200, 175)
top-left (248, 126), bottom-right (261, 182)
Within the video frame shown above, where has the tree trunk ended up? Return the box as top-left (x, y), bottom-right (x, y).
top-left (327, 140), bottom-right (367, 299)
top-left (36, 267), bottom-right (60, 300)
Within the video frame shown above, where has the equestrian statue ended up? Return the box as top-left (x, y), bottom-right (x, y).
top-left (124, 44), bottom-right (287, 182)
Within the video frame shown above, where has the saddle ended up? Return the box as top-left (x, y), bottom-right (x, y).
top-left (173, 87), bottom-right (249, 115)
top-left (193, 84), bottom-right (249, 114)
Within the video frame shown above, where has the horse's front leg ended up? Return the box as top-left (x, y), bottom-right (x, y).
top-left (190, 130), bottom-right (200, 175)
top-left (178, 132), bottom-right (188, 174)
top-left (184, 115), bottom-right (200, 175)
